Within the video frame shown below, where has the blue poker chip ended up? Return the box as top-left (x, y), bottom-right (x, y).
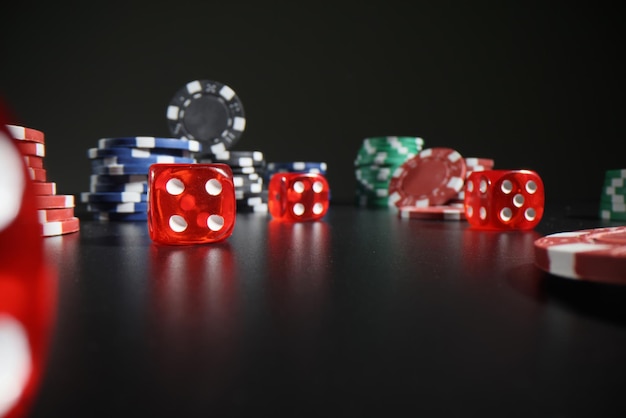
top-left (80, 191), bottom-right (148, 203)
top-left (92, 164), bottom-right (154, 175)
top-left (266, 161), bottom-right (328, 173)
top-left (90, 174), bottom-right (148, 185)
top-left (85, 202), bottom-right (149, 213)
top-left (88, 147), bottom-right (195, 159)
top-left (89, 155), bottom-right (196, 166)
top-left (90, 182), bottom-right (149, 193)
top-left (92, 211), bottom-right (148, 222)
top-left (98, 136), bottom-right (202, 152)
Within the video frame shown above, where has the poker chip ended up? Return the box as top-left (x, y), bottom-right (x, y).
top-left (6, 124), bottom-right (45, 143)
top-left (599, 169), bottom-right (626, 221)
top-left (166, 79), bottom-right (246, 154)
top-left (398, 205), bottom-right (466, 221)
top-left (92, 211), bottom-right (148, 222)
top-left (34, 195), bottom-right (75, 209)
top-left (534, 226), bottom-right (626, 284)
top-left (23, 155), bottom-right (44, 168)
top-left (85, 202), bottom-right (148, 213)
top-left (92, 164), bottom-right (158, 175)
top-left (27, 167), bottom-right (47, 182)
top-left (14, 141), bottom-right (45, 157)
top-left (41, 217), bottom-right (80, 237)
top-left (90, 155), bottom-right (196, 166)
top-left (198, 150), bottom-right (264, 167)
top-left (90, 182), bottom-right (148, 193)
top-left (98, 136), bottom-right (201, 152)
top-left (387, 147), bottom-right (466, 208)
top-left (32, 182), bottom-right (56, 196)
top-left (38, 207), bottom-right (75, 223)
top-left (90, 174), bottom-right (148, 185)
top-left (80, 191), bottom-right (148, 203)
top-left (354, 136), bottom-right (424, 208)
top-left (88, 146), bottom-right (194, 159)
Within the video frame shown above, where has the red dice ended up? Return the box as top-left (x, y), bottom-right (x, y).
top-left (268, 172), bottom-right (330, 222)
top-left (464, 169), bottom-right (544, 230)
top-left (0, 124), bottom-right (56, 418)
top-left (148, 163), bottom-right (236, 245)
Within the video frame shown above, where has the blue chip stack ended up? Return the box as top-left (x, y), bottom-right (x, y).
top-left (83, 136), bottom-right (201, 221)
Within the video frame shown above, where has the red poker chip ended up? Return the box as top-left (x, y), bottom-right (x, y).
top-left (34, 194), bottom-right (75, 209)
top-left (388, 147), bottom-right (467, 208)
top-left (41, 216), bottom-right (80, 237)
top-left (32, 182), bottom-right (56, 196)
top-left (37, 207), bottom-right (75, 223)
top-left (14, 141), bottom-right (45, 157)
top-left (27, 167), bottom-right (47, 182)
top-left (398, 205), bottom-right (466, 221)
top-left (534, 226), bottom-right (626, 284)
top-left (23, 155), bottom-right (44, 168)
top-left (7, 124), bottom-right (45, 143)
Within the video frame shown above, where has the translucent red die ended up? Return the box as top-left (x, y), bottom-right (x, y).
top-left (464, 169), bottom-right (544, 230)
top-left (268, 172), bottom-right (330, 222)
top-left (0, 125), bottom-right (56, 418)
top-left (148, 163), bottom-right (236, 245)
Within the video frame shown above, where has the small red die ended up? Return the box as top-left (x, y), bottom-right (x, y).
top-left (268, 172), bottom-right (330, 222)
top-left (464, 169), bottom-right (544, 230)
top-left (148, 163), bottom-right (236, 245)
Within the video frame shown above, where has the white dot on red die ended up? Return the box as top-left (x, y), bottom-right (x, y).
top-left (169, 214), bottom-right (188, 232)
top-left (293, 181), bottom-right (305, 193)
top-left (205, 179), bottom-right (222, 196)
top-left (293, 203), bottom-right (305, 216)
top-left (479, 179), bottom-right (488, 193)
top-left (479, 206), bottom-right (487, 220)
top-left (525, 207), bottom-right (537, 221)
top-left (500, 207), bottom-right (513, 222)
top-left (501, 180), bottom-right (513, 194)
top-left (0, 314), bottom-right (31, 417)
top-left (207, 214), bottom-right (224, 231)
top-left (513, 193), bottom-right (525, 208)
top-left (312, 181), bottom-right (324, 193)
top-left (526, 180), bottom-right (537, 194)
top-left (313, 202), bottom-right (324, 215)
top-left (166, 178), bottom-right (185, 195)
top-left (466, 180), bottom-right (474, 193)
top-left (0, 137), bottom-right (26, 232)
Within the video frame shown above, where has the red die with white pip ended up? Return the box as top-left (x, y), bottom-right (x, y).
top-left (464, 169), bottom-right (544, 230)
top-left (268, 172), bottom-right (330, 222)
top-left (148, 163), bottom-right (236, 245)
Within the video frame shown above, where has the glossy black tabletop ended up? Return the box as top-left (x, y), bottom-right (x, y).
top-left (29, 201), bottom-right (626, 417)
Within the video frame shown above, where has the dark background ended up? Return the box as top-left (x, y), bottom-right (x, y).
top-left (1, 1), bottom-right (624, 206)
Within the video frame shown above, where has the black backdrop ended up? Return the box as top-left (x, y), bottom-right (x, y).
top-left (1, 1), bottom-right (624, 206)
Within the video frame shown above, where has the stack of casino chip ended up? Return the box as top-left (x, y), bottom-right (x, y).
top-left (7, 124), bottom-right (80, 236)
top-left (354, 136), bottom-right (424, 207)
top-left (83, 136), bottom-right (200, 221)
top-left (196, 150), bottom-right (268, 213)
top-left (599, 169), bottom-right (626, 221)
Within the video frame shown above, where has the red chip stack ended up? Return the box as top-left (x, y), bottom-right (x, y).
top-left (7, 124), bottom-right (80, 237)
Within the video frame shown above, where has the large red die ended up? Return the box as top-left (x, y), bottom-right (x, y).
top-left (148, 163), bottom-right (236, 245)
top-left (268, 172), bottom-right (330, 222)
top-left (464, 169), bottom-right (545, 230)
top-left (0, 124), bottom-right (56, 418)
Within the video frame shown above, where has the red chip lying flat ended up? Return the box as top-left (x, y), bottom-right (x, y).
top-left (534, 226), bottom-right (626, 284)
top-left (388, 147), bottom-right (466, 208)
top-left (398, 205), bottom-right (466, 221)
top-left (41, 217), bottom-right (80, 237)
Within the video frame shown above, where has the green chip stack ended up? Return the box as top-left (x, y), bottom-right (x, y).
top-left (599, 169), bottom-right (626, 221)
top-left (354, 136), bottom-right (425, 207)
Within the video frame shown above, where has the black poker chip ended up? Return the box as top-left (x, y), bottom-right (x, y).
top-left (166, 79), bottom-right (246, 154)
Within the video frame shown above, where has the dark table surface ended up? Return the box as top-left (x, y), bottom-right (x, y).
top-left (27, 200), bottom-right (626, 418)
